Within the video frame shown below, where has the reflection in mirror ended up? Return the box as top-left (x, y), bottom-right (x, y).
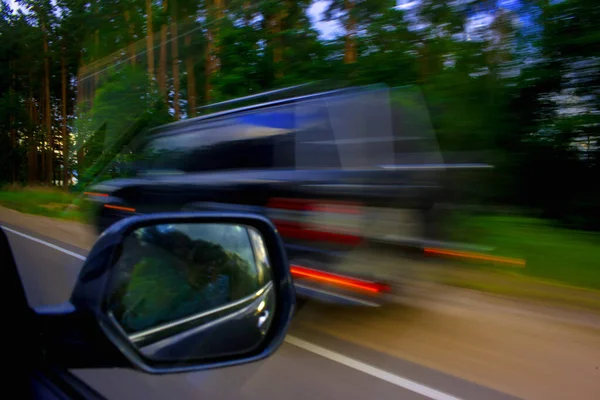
top-left (105, 222), bottom-right (275, 363)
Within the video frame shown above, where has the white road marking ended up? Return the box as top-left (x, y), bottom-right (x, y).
top-left (285, 336), bottom-right (462, 400)
top-left (2, 226), bottom-right (87, 260)
top-left (4, 225), bottom-right (463, 400)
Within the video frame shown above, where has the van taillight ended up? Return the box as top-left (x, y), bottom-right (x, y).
top-left (290, 265), bottom-right (391, 293)
top-left (267, 198), bottom-right (363, 245)
top-left (84, 192), bottom-right (108, 197)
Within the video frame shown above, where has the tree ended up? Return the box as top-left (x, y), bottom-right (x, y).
top-left (170, 0), bottom-right (181, 119)
top-left (204, 0), bottom-right (225, 102)
top-left (323, 0), bottom-right (396, 66)
top-left (158, 0), bottom-right (169, 98)
top-left (146, 0), bottom-right (155, 82)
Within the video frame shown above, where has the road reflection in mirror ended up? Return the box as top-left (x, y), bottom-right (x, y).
top-left (105, 222), bottom-right (275, 363)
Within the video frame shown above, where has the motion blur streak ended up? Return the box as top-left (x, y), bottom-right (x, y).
top-left (290, 265), bottom-right (391, 293)
top-left (424, 248), bottom-right (526, 267)
top-left (275, 221), bottom-right (363, 245)
top-left (84, 192), bottom-right (109, 197)
top-left (103, 204), bottom-right (136, 213)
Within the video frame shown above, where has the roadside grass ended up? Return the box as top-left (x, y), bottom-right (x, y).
top-left (443, 278), bottom-right (600, 310)
top-left (445, 213), bottom-right (600, 293)
top-left (0, 184), bottom-right (88, 222)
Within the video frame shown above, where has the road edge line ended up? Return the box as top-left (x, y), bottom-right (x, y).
top-left (284, 335), bottom-right (462, 400)
top-left (2, 226), bottom-right (87, 261)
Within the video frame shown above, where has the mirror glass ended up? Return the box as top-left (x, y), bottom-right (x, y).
top-left (105, 222), bottom-right (275, 363)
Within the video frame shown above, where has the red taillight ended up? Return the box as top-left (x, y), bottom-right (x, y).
top-left (267, 198), bottom-right (363, 245)
top-left (291, 265), bottom-right (391, 293)
top-left (84, 192), bottom-right (109, 197)
top-left (104, 204), bottom-right (136, 213)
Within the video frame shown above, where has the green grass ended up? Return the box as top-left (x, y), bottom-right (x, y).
top-left (450, 214), bottom-right (600, 291)
top-left (0, 185), bottom-right (88, 222)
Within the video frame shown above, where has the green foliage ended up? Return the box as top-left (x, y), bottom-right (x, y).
top-left (0, 0), bottom-right (599, 229)
top-left (74, 66), bottom-right (173, 189)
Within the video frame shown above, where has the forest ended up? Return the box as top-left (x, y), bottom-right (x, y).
top-left (0, 0), bottom-right (599, 229)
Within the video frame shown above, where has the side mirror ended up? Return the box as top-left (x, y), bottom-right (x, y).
top-left (37, 213), bottom-right (296, 374)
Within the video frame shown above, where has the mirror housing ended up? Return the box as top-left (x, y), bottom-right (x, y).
top-left (36, 213), bottom-right (295, 374)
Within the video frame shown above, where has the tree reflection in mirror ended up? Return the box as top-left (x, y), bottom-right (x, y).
top-left (105, 222), bottom-right (275, 363)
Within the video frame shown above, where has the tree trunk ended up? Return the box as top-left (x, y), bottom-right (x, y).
top-left (125, 10), bottom-right (137, 65)
top-left (171, 7), bottom-right (181, 120)
top-left (43, 23), bottom-right (53, 185)
top-left (344, 0), bottom-right (357, 64)
top-left (204, 29), bottom-right (213, 103)
top-left (90, 30), bottom-right (98, 109)
top-left (214, 0), bottom-right (224, 72)
top-left (76, 65), bottom-right (83, 109)
top-left (244, 1), bottom-right (252, 25)
top-left (9, 128), bottom-right (16, 182)
top-left (28, 95), bottom-right (38, 184)
top-left (146, 0), bottom-right (155, 82)
top-left (159, 0), bottom-right (169, 98)
top-left (75, 55), bottom-right (85, 184)
top-left (39, 86), bottom-right (46, 182)
top-left (77, 49), bottom-right (87, 111)
top-left (94, 30), bottom-right (100, 89)
top-left (204, 0), bottom-right (224, 103)
top-left (62, 55), bottom-right (69, 189)
top-left (10, 110), bottom-right (16, 182)
top-left (272, 9), bottom-right (286, 79)
top-left (9, 69), bottom-right (16, 182)
top-left (185, 15), bottom-right (197, 117)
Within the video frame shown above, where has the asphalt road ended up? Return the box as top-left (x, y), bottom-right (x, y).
top-left (4, 222), bottom-right (522, 400)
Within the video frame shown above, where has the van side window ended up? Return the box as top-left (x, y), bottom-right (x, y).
top-left (183, 138), bottom-right (278, 172)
